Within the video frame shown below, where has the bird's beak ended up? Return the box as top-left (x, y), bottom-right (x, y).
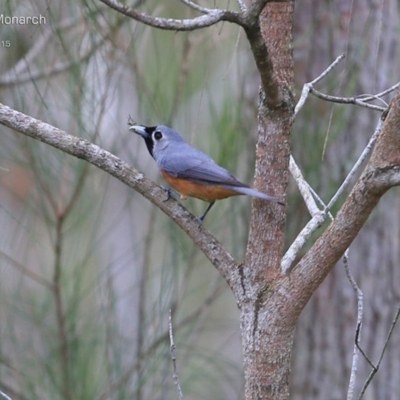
top-left (129, 125), bottom-right (150, 139)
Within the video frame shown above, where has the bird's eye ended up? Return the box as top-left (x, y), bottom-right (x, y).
top-left (154, 131), bottom-right (163, 141)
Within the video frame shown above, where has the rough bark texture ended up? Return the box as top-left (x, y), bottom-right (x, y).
top-left (241, 3), bottom-right (295, 399)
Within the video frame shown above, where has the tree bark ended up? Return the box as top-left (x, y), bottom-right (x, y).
top-left (240, 3), bottom-right (295, 399)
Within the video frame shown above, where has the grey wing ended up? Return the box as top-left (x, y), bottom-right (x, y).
top-left (159, 147), bottom-right (247, 188)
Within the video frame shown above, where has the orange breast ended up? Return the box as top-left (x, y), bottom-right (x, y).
top-left (161, 170), bottom-right (240, 202)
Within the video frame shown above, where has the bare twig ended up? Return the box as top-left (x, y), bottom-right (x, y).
top-left (283, 155), bottom-right (337, 273)
top-left (357, 304), bottom-right (400, 399)
top-left (288, 156), bottom-right (320, 215)
top-left (355, 323), bottom-right (375, 369)
top-left (281, 210), bottom-right (326, 274)
top-left (343, 250), bottom-right (363, 400)
top-left (286, 66), bottom-right (390, 274)
top-left (295, 54), bottom-right (345, 117)
top-left (294, 55), bottom-right (396, 117)
top-left (179, 0), bottom-right (213, 14)
top-left (0, 390), bottom-right (12, 400)
top-left (283, 116), bottom-right (383, 274)
top-left (358, 82), bottom-right (400, 103)
top-left (99, 0), bottom-right (242, 30)
top-left (326, 118), bottom-right (384, 210)
top-left (310, 89), bottom-right (386, 112)
top-left (169, 309), bottom-right (184, 400)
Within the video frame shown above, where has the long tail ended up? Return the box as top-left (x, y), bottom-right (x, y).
top-left (226, 185), bottom-right (285, 206)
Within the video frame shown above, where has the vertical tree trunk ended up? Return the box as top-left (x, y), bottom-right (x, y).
top-left (241, 2), bottom-right (295, 399)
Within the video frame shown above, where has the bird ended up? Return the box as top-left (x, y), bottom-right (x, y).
top-left (129, 123), bottom-right (284, 223)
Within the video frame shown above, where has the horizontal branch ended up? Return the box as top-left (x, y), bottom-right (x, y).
top-left (0, 103), bottom-right (244, 299)
top-left (99, 0), bottom-right (243, 30)
top-left (310, 88), bottom-right (386, 111)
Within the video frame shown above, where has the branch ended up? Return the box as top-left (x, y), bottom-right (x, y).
top-left (169, 310), bottom-right (184, 400)
top-left (357, 304), bottom-right (400, 399)
top-left (283, 89), bottom-right (400, 313)
top-left (99, 0), bottom-right (242, 30)
top-left (179, 0), bottom-right (212, 14)
top-left (0, 390), bottom-right (12, 400)
top-left (242, 2), bottom-right (294, 108)
top-left (310, 89), bottom-right (386, 112)
top-left (326, 118), bottom-right (383, 210)
top-left (295, 54), bottom-right (345, 117)
top-left (0, 103), bottom-right (243, 299)
top-left (285, 54), bottom-right (397, 273)
top-left (282, 116), bottom-right (382, 274)
top-left (288, 156), bottom-right (320, 215)
top-left (344, 250), bottom-right (364, 400)
top-left (295, 55), bottom-right (399, 116)
top-left (357, 82), bottom-right (400, 103)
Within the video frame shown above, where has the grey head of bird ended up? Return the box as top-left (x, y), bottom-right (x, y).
top-left (129, 124), bottom-right (186, 160)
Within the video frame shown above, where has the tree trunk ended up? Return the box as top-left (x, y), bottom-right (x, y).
top-left (240, 3), bottom-right (295, 399)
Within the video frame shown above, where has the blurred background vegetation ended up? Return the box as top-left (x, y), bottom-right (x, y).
top-left (0, 1), bottom-right (399, 399)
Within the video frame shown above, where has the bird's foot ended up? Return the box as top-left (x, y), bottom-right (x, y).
top-left (196, 216), bottom-right (204, 226)
top-left (161, 186), bottom-right (179, 202)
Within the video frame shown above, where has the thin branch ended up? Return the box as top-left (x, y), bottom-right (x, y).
top-left (294, 55), bottom-right (396, 117)
top-left (0, 250), bottom-right (52, 289)
top-left (0, 390), bottom-right (12, 400)
top-left (356, 82), bottom-right (400, 103)
top-left (355, 323), bottom-right (375, 369)
top-left (310, 89), bottom-right (386, 112)
top-left (0, 103), bottom-right (243, 300)
top-left (179, 0), bottom-right (213, 14)
top-left (344, 250), bottom-right (363, 400)
top-left (326, 118), bottom-right (384, 210)
top-left (295, 54), bottom-right (345, 117)
top-left (284, 101), bottom-right (387, 273)
top-left (99, 0), bottom-right (243, 30)
top-left (357, 304), bottom-right (400, 399)
top-left (282, 117), bottom-right (381, 273)
top-left (288, 156), bottom-right (320, 215)
top-left (169, 309), bottom-right (184, 400)
top-left (282, 155), bottom-right (336, 273)
top-left (281, 210), bottom-right (326, 274)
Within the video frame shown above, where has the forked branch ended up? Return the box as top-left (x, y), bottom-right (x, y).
top-left (284, 54), bottom-right (399, 273)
